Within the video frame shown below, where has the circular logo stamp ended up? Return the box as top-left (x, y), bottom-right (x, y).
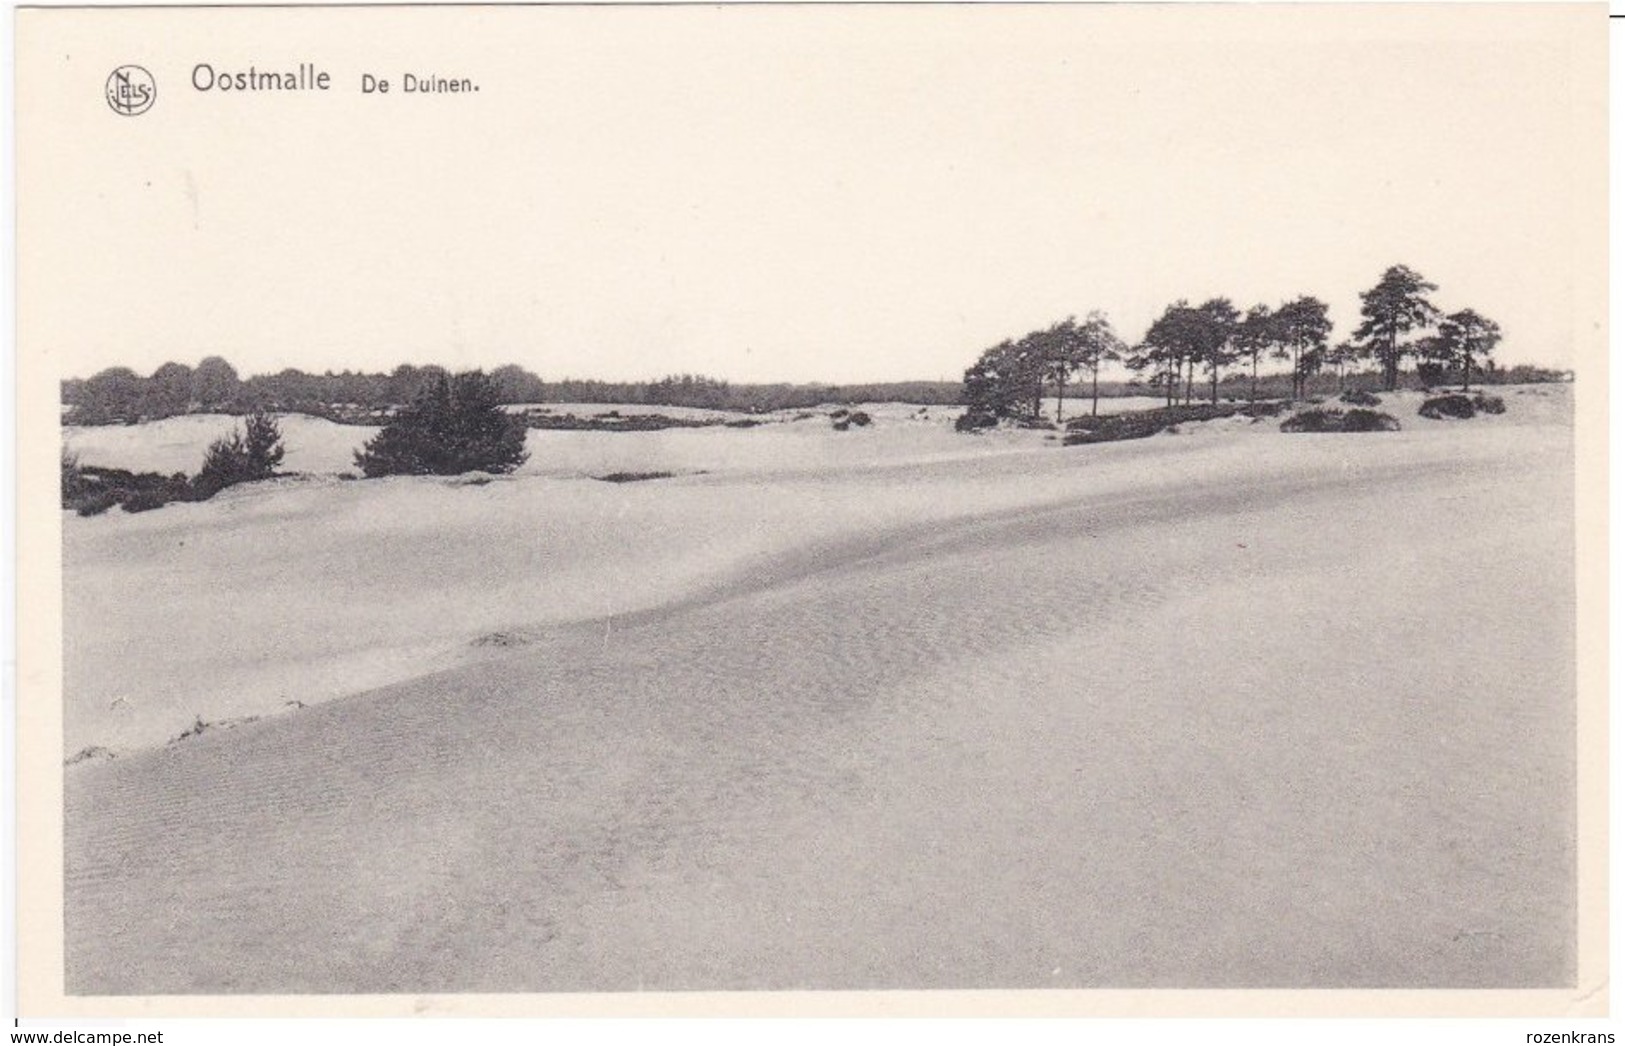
top-left (106, 65), bottom-right (156, 116)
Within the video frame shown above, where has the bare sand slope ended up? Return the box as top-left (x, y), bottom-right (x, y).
top-left (65, 408), bottom-right (1574, 992)
top-left (60, 399), bottom-right (1160, 481)
top-left (61, 389), bottom-right (1566, 756)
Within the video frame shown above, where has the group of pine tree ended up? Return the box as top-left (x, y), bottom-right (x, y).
top-left (958, 265), bottom-right (1507, 427)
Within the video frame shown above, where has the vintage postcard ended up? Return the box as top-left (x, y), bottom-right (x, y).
top-left (13, 1), bottom-right (1609, 1020)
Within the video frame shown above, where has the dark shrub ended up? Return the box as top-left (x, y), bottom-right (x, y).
top-left (356, 371), bottom-right (529, 477)
top-left (1416, 362), bottom-right (1447, 388)
top-left (1063, 401), bottom-right (1281, 445)
top-left (1473, 392), bottom-right (1506, 415)
top-left (1339, 389), bottom-right (1382, 407)
top-left (74, 490), bottom-right (120, 517)
top-left (65, 465), bottom-right (194, 515)
top-left (1280, 408), bottom-right (1345, 433)
top-left (61, 449), bottom-right (86, 503)
top-left (1283, 407), bottom-right (1400, 433)
top-left (955, 409), bottom-right (998, 433)
top-left (122, 489), bottom-right (174, 513)
top-left (847, 411), bottom-right (872, 427)
top-left (1340, 409), bottom-right (1401, 432)
top-left (1419, 394), bottom-right (1477, 420)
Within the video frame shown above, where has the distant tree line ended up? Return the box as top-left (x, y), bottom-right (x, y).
top-left (61, 358), bottom-right (962, 425)
top-left (958, 264), bottom-right (1547, 428)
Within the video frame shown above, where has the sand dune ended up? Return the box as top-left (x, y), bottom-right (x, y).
top-left (63, 403), bottom-right (997, 481)
top-left (64, 388), bottom-right (1574, 991)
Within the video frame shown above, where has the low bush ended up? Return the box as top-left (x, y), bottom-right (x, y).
top-left (1279, 408), bottom-right (1344, 433)
top-left (1419, 394), bottom-right (1477, 420)
top-left (1281, 407), bottom-right (1400, 433)
top-left (954, 409), bottom-right (999, 433)
top-left (74, 490), bottom-right (121, 517)
top-left (594, 471), bottom-right (675, 483)
top-left (1339, 389), bottom-right (1382, 407)
top-left (1340, 408), bottom-right (1402, 432)
top-left (62, 449), bottom-right (90, 503)
top-left (1473, 392), bottom-right (1507, 415)
top-left (1063, 401), bottom-right (1283, 445)
top-left (122, 489), bottom-right (175, 513)
top-left (63, 465), bottom-right (194, 516)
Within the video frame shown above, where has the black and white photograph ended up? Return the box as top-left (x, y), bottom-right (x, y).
top-left (12, 0), bottom-right (1608, 1022)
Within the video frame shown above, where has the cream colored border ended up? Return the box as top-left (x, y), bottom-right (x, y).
top-left (14, 1), bottom-right (1609, 1018)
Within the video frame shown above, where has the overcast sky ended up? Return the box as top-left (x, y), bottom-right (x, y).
top-left (24, 4), bottom-right (1603, 383)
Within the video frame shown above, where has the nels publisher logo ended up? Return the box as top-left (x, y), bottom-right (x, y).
top-left (106, 65), bottom-right (156, 116)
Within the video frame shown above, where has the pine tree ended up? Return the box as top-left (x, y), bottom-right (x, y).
top-left (1426, 309), bottom-right (1502, 391)
top-left (1353, 265), bottom-right (1439, 391)
top-left (355, 371), bottom-right (529, 477)
top-left (193, 410), bottom-right (285, 497)
top-left (243, 411), bottom-right (286, 478)
top-left (1273, 296), bottom-right (1333, 400)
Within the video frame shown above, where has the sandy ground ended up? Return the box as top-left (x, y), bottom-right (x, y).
top-left (63, 386), bottom-right (1575, 991)
top-left (61, 396), bottom-right (1171, 479)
